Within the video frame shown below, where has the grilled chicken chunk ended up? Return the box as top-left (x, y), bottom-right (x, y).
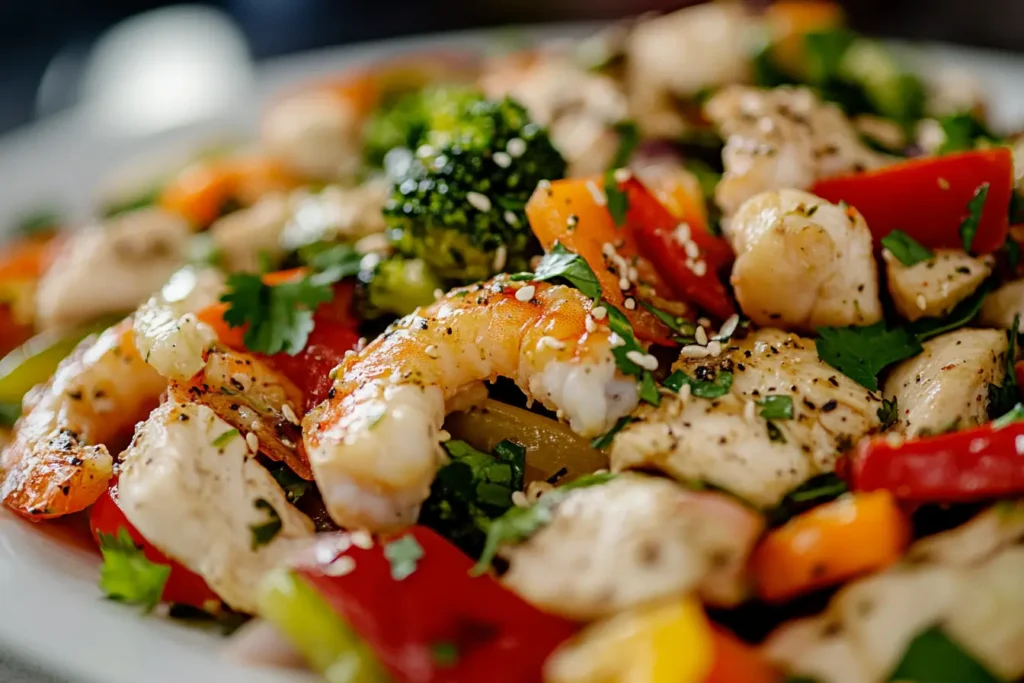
top-left (979, 279), bottom-right (1024, 331)
top-left (35, 208), bottom-right (190, 330)
top-left (611, 329), bottom-right (881, 507)
top-left (500, 474), bottom-right (763, 620)
top-left (117, 401), bottom-right (314, 614)
top-left (883, 329), bottom-right (1007, 436)
top-left (261, 89), bottom-right (363, 181)
top-left (884, 248), bottom-right (992, 322)
top-left (765, 502), bottom-right (1024, 683)
top-left (705, 86), bottom-right (887, 216)
top-left (727, 189), bottom-right (882, 332)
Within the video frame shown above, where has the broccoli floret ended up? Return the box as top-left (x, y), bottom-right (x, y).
top-left (360, 254), bottom-right (442, 318)
top-left (383, 90), bottom-right (567, 282)
top-left (363, 93), bottom-right (429, 169)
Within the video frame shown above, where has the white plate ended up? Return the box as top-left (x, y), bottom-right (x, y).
top-left (1, 23), bottom-right (1023, 683)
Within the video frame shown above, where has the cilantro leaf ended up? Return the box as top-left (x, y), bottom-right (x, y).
top-left (269, 464), bottom-right (311, 504)
top-left (604, 304), bottom-right (649, 378)
top-left (889, 627), bottom-right (999, 683)
top-left (768, 474), bottom-right (848, 526)
top-left (639, 371), bottom-right (661, 407)
top-left (881, 229), bottom-right (934, 266)
top-left (249, 499), bottom-right (282, 550)
top-left (815, 323), bottom-right (923, 391)
top-left (301, 242), bottom-right (365, 281)
top-left (609, 121), bottom-right (640, 170)
top-left (384, 534), bottom-right (424, 581)
top-left (221, 270), bottom-right (336, 356)
top-left (960, 183), bottom-right (990, 254)
top-left (937, 112), bottom-right (1003, 155)
top-left (474, 473), bottom-right (616, 574)
top-left (531, 243), bottom-right (602, 300)
top-left (97, 528), bottom-right (171, 612)
top-left (907, 280), bottom-right (992, 342)
top-left (590, 416), bottom-right (633, 449)
top-left (663, 369), bottom-right (734, 398)
top-left (603, 169), bottom-right (630, 227)
top-left (877, 397), bottom-right (899, 429)
top-left (639, 300), bottom-right (697, 343)
top-left (987, 314), bottom-right (1019, 419)
top-left (757, 395), bottom-right (794, 420)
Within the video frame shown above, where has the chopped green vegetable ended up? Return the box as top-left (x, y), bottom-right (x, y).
top-left (907, 280), bottom-right (992, 342)
top-left (992, 403), bottom-right (1024, 429)
top-left (12, 207), bottom-right (61, 237)
top-left (888, 627), bottom-right (999, 682)
top-left (815, 323), bottom-right (923, 391)
top-left (769, 474), bottom-right (849, 526)
top-left (97, 528), bottom-right (171, 612)
top-left (803, 29), bottom-right (856, 85)
top-left (609, 121), bottom-right (640, 170)
top-left (531, 242), bottom-right (602, 300)
top-left (430, 641), bottom-right (460, 667)
top-left (383, 534), bottom-right (424, 581)
top-left (881, 229), bottom-right (934, 266)
top-left (590, 416), bottom-right (633, 449)
top-left (211, 428), bottom-right (240, 449)
top-left (362, 255), bottom-right (443, 318)
top-left (937, 112), bottom-right (1003, 155)
top-left (604, 169), bottom-right (630, 227)
top-left (603, 304), bottom-right (651, 378)
top-left (474, 472), bottom-right (616, 573)
top-left (987, 314), bottom-right (1019, 419)
top-left (758, 395), bottom-right (794, 420)
top-left (639, 371), bottom-right (661, 407)
top-left (663, 369), bottom-right (734, 398)
top-left (221, 269), bottom-right (337, 356)
top-left (249, 499), bottom-right (283, 550)
top-left (0, 403), bottom-right (20, 428)
top-left (877, 397), bottom-right (899, 429)
top-left (639, 300), bottom-right (697, 343)
top-left (960, 183), bottom-right (990, 254)
top-left (269, 464), bottom-right (311, 504)
top-left (301, 242), bottom-right (365, 282)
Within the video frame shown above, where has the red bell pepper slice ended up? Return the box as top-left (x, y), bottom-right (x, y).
top-left (89, 486), bottom-right (220, 609)
top-left (811, 148), bottom-right (1014, 255)
top-left (295, 526), bottom-right (577, 683)
top-left (848, 419), bottom-right (1024, 503)
top-left (624, 178), bottom-right (736, 320)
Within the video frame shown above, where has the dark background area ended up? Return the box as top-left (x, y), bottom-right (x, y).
top-left (1, 0), bottom-right (1023, 136)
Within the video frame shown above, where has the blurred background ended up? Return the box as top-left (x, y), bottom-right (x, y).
top-left (1, 0), bottom-right (1023, 136)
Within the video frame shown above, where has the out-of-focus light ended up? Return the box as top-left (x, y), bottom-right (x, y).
top-left (78, 5), bottom-right (254, 136)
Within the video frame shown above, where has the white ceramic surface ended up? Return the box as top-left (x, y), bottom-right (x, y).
top-left (0, 22), bottom-right (1023, 683)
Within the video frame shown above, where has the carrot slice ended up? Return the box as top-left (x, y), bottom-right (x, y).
top-left (706, 626), bottom-right (780, 683)
top-left (753, 490), bottom-right (909, 603)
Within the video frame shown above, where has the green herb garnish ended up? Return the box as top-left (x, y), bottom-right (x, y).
top-left (211, 428), bottom-right (240, 449)
top-left (815, 323), bottom-right (923, 391)
top-left (889, 627), bottom-right (999, 683)
top-left (590, 416), bottom-right (633, 449)
top-left (249, 499), bottom-right (282, 550)
top-left (609, 121), bottom-right (640, 170)
top-left (97, 528), bottom-right (171, 612)
top-left (603, 169), bottom-right (630, 227)
top-left (663, 369), bottom-right (734, 398)
top-left (877, 397), bottom-right (899, 429)
top-left (531, 243), bottom-right (602, 300)
top-left (960, 183), bottom-right (990, 254)
top-left (987, 314), bottom-right (1019, 419)
top-left (383, 534), bottom-right (424, 581)
top-left (757, 395), bottom-right (794, 420)
top-left (881, 229), bottom-right (934, 267)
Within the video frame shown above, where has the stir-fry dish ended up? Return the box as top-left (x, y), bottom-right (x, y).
top-left (5, 2), bottom-right (1024, 681)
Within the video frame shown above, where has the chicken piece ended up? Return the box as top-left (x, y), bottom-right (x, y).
top-left (627, 3), bottom-right (759, 138)
top-left (480, 52), bottom-right (628, 177)
top-left (706, 86), bottom-right (888, 216)
top-left (117, 400), bottom-right (315, 614)
top-left (35, 208), bottom-right (190, 330)
top-left (209, 193), bottom-right (291, 273)
top-left (726, 189), bottom-right (882, 333)
top-left (908, 501), bottom-right (1024, 568)
top-left (979, 279), bottom-right (1024, 330)
top-left (611, 329), bottom-right (881, 507)
top-left (261, 89), bottom-right (362, 181)
top-left (500, 474), bottom-right (763, 620)
top-left (884, 248), bottom-right (992, 322)
top-left (883, 329), bottom-right (1007, 436)
top-left (279, 180), bottom-right (390, 251)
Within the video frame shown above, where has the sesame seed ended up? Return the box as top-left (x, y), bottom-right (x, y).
top-left (624, 297), bottom-right (636, 310)
top-left (613, 168), bottom-right (632, 183)
top-left (516, 285), bottom-right (536, 302)
top-left (586, 180), bottom-right (607, 206)
top-left (467, 192), bottom-right (492, 212)
top-left (538, 336), bottom-right (567, 350)
top-left (433, 288), bottom-right (444, 300)
top-left (915, 294), bottom-right (927, 311)
top-left (681, 345), bottom-right (710, 358)
top-left (619, 278), bottom-right (630, 291)
top-left (245, 432), bottom-right (259, 454)
top-left (493, 151), bottom-right (512, 168)
top-left (684, 241), bottom-right (701, 259)
top-left (585, 316), bottom-right (597, 333)
top-left (698, 317), bottom-right (712, 328)
top-left (567, 214), bottom-right (579, 228)
top-left (706, 341), bottom-right (722, 356)
top-left (695, 327), bottom-right (708, 346)
top-left (425, 344), bottom-right (440, 359)
top-left (282, 403), bottom-right (299, 426)
top-left (626, 350), bottom-right (659, 371)
top-left (608, 333), bottom-right (625, 348)
top-left (438, 429), bottom-right (452, 442)
top-left (744, 400), bottom-right (756, 422)
top-left (349, 530), bottom-right (373, 550)
top-left (692, 260), bottom-right (707, 277)
top-left (323, 555), bottom-right (357, 577)
top-left (492, 245), bottom-right (508, 272)
top-left (504, 210), bottom-right (519, 226)
top-left (537, 179), bottom-right (552, 191)
top-left (507, 138), bottom-right (527, 157)
top-left (674, 223), bottom-right (691, 243)
top-left (678, 382), bottom-right (692, 402)
top-left (592, 306), bottom-right (608, 320)
top-left (718, 314), bottom-right (740, 340)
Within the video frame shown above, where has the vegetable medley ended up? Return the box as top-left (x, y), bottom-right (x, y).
top-left (5, 2), bottom-right (1024, 682)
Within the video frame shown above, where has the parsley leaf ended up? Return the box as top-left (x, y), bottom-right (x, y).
top-left (937, 112), bottom-right (1003, 155)
top-left (97, 528), bottom-right (171, 612)
top-left (880, 229), bottom-right (934, 266)
top-left (663, 369), bottom-right (734, 398)
top-left (877, 397), bottom-right (899, 429)
top-left (960, 183), bottom-right (990, 254)
top-left (221, 269), bottom-right (337, 356)
top-left (907, 280), bottom-right (992, 342)
top-left (757, 395), bottom-right (794, 420)
top-left (639, 300), bottom-right (697, 343)
top-left (474, 473), bottom-right (616, 574)
top-left (639, 371), bottom-right (661, 407)
top-left (590, 416), bottom-right (633, 449)
top-left (301, 242), bottom-right (365, 281)
top-left (384, 534), bottom-right (424, 581)
top-left (768, 474), bottom-right (848, 526)
top-left (815, 323), bottom-right (923, 391)
top-left (992, 403), bottom-right (1024, 429)
top-left (211, 428), bottom-right (239, 449)
top-left (249, 499), bottom-right (282, 550)
top-left (604, 169), bottom-right (630, 227)
top-left (609, 121), bottom-right (640, 170)
top-left (604, 304), bottom-right (649, 378)
top-left (269, 464), bottom-right (311, 504)
top-left (987, 314), bottom-right (1019, 419)
top-left (531, 243), bottom-right (602, 300)
top-left (889, 627), bottom-right (999, 683)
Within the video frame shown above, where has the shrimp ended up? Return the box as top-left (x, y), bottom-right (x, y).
top-left (303, 276), bottom-right (641, 532)
top-left (0, 321), bottom-right (165, 519)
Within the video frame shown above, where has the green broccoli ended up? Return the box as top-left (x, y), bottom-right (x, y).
top-left (363, 92), bottom-right (429, 169)
top-left (360, 254), bottom-right (443, 318)
top-left (382, 90), bottom-right (567, 282)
